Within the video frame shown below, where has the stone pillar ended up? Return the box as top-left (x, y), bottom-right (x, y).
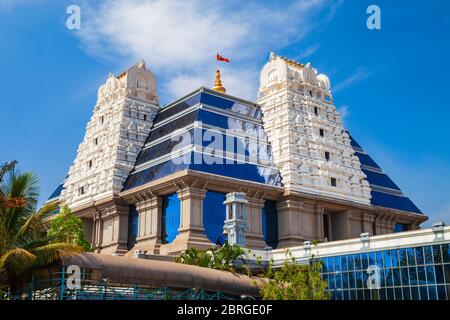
top-left (92, 211), bottom-right (102, 253)
top-left (134, 192), bottom-right (162, 254)
top-left (276, 197), bottom-right (304, 248)
top-left (245, 197), bottom-right (266, 249)
top-left (97, 203), bottom-right (129, 255)
top-left (362, 212), bottom-right (376, 235)
top-left (346, 210), bottom-right (364, 239)
top-left (161, 186), bottom-right (211, 255)
top-left (314, 204), bottom-right (325, 242)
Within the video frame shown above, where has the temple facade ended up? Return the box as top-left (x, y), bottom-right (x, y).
top-left (47, 54), bottom-right (427, 256)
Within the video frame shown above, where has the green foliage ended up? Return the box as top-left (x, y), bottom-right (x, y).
top-left (176, 241), bottom-right (248, 274)
top-left (260, 250), bottom-right (329, 300)
top-left (47, 205), bottom-right (91, 251)
top-left (0, 161), bottom-right (83, 289)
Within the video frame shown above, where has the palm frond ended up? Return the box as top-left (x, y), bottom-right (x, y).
top-left (0, 248), bottom-right (36, 275)
top-left (30, 243), bottom-right (83, 268)
top-left (14, 202), bottom-right (57, 244)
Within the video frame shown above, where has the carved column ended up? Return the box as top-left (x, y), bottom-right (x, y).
top-left (161, 183), bottom-right (212, 255)
top-left (245, 197), bottom-right (266, 249)
top-left (134, 192), bottom-right (162, 254)
top-left (276, 197), bottom-right (304, 248)
top-left (97, 202), bottom-right (129, 255)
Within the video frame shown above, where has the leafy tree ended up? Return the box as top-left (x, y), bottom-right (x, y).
top-left (176, 241), bottom-right (248, 274)
top-left (260, 250), bottom-right (329, 300)
top-left (0, 161), bottom-right (83, 292)
top-left (47, 205), bottom-right (91, 252)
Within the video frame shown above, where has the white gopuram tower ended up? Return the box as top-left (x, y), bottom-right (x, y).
top-left (223, 192), bottom-right (248, 247)
top-left (257, 53), bottom-right (371, 204)
top-left (60, 61), bottom-right (160, 208)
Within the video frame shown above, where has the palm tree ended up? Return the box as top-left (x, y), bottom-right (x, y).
top-left (0, 161), bottom-right (82, 292)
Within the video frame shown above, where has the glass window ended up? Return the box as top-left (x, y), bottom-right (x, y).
top-left (376, 251), bottom-right (384, 267)
top-left (203, 191), bottom-right (227, 245)
top-left (426, 265), bottom-right (436, 284)
top-left (348, 272), bottom-right (356, 289)
top-left (437, 285), bottom-right (447, 300)
top-left (418, 266), bottom-right (427, 284)
top-left (399, 249), bottom-right (408, 267)
top-left (390, 250), bottom-right (399, 268)
top-left (393, 268), bottom-right (402, 287)
top-left (347, 254), bottom-right (355, 271)
top-left (415, 247), bottom-right (424, 265)
top-left (428, 286), bottom-right (437, 300)
top-left (434, 265), bottom-right (445, 284)
top-left (432, 245), bottom-right (442, 264)
top-left (161, 193), bottom-right (181, 244)
top-left (419, 286), bottom-right (428, 300)
top-left (400, 268), bottom-right (409, 286)
top-left (424, 246), bottom-right (433, 265)
top-left (334, 256), bottom-right (342, 272)
top-left (261, 200), bottom-right (278, 249)
top-left (394, 288), bottom-right (402, 300)
top-left (383, 250), bottom-right (392, 268)
top-left (354, 254), bottom-right (362, 270)
top-left (406, 247), bottom-right (416, 266)
top-left (402, 287), bottom-right (411, 300)
top-left (442, 243), bottom-right (450, 263)
top-left (411, 286), bottom-right (420, 300)
top-left (409, 266), bottom-right (418, 285)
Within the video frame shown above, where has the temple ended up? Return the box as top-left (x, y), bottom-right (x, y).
top-left (47, 53), bottom-right (427, 256)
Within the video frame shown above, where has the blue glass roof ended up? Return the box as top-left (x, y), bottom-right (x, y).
top-left (123, 88), bottom-right (282, 191)
top-left (48, 182), bottom-right (64, 201)
top-left (349, 134), bottom-right (422, 214)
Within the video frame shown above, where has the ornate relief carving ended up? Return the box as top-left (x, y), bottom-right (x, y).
top-left (257, 53), bottom-right (371, 204)
top-left (60, 61), bottom-right (160, 208)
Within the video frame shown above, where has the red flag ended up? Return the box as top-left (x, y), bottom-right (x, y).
top-left (216, 53), bottom-right (231, 62)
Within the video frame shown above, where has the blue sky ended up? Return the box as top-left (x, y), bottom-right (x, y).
top-left (1, 0), bottom-right (449, 226)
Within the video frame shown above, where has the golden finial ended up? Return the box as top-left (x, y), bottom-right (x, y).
top-left (212, 69), bottom-right (226, 93)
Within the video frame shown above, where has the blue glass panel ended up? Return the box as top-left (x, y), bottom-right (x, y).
top-left (424, 246), bottom-right (433, 265)
top-left (127, 205), bottom-right (139, 250)
top-left (203, 191), bottom-right (227, 245)
top-left (161, 193), bottom-right (180, 244)
top-left (370, 191), bottom-right (422, 214)
top-left (155, 93), bottom-right (201, 124)
top-left (383, 250), bottom-right (392, 268)
top-left (432, 245), bottom-right (442, 264)
top-left (48, 183), bottom-right (64, 200)
top-left (418, 266), bottom-right (427, 284)
top-left (415, 247), bottom-right (424, 265)
top-left (386, 269), bottom-right (394, 287)
top-left (393, 268), bottom-right (402, 286)
top-left (261, 200), bottom-right (278, 249)
top-left (368, 252), bottom-right (376, 266)
top-left (321, 258), bottom-right (328, 273)
top-left (362, 169), bottom-right (400, 190)
top-left (400, 268), bottom-right (410, 286)
top-left (354, 254), bottom-right (362, 270)
top-left (402, 287), bottom-right (411, 300)
top-left (419, 286), bottom-right (428, 300)
top-left (425, 265), bottom-right (436, 283)
top-left (399, 248), bottom-right (408, 267)
top-left (376, 251), bottom-right (383, 266)
top-left (390, 250), bottom-right (399, 268)
top-left (406, 247), bottom-right (416, 266)
top-left (428, 286), bottom-right (437, 300)
top-left (386, 288), bottom-right (394, 299)
top-left (394, 288), bottom-right (402, 300)
top-left (437, 285), bottom-right (447, 300)
top-left (361, 253), bottom-right (369, 270)
top-left (347, 254), bottom-right (355, 271)
top-left (349, 272), bottom-right (356, 289)
top-left (434, 265), bottom-right (445, 284)
top-left (348, 134), bottom-right (362, 149)
top-left (146, 110), bottom-right (198, 143)
top-left (411, 286), bottom-right (420, 300)
top-left (341, 256), bottom-right (348, 272)
top-left (409, 267), bottom-right (418, 285)
top-left (354, 152), bottom-right (381, 169)
top-left (334, 256), bottom-right (342, 272)
top-left (442, 244), bottom-right (450, 263)
top-left (200, 92), bottom-right (261, 119)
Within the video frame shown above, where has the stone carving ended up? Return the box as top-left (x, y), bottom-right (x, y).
top-left (257, 53), bottom-right (371, 204)
top-left (60, 61), bottom-right (160, 208)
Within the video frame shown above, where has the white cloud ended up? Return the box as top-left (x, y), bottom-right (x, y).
top-left (77, 0), bottom-right (340, 101)
top-left (333, 67), bottom-right (372, 93)
top-left (337, 105), bottom-right (349, 121)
